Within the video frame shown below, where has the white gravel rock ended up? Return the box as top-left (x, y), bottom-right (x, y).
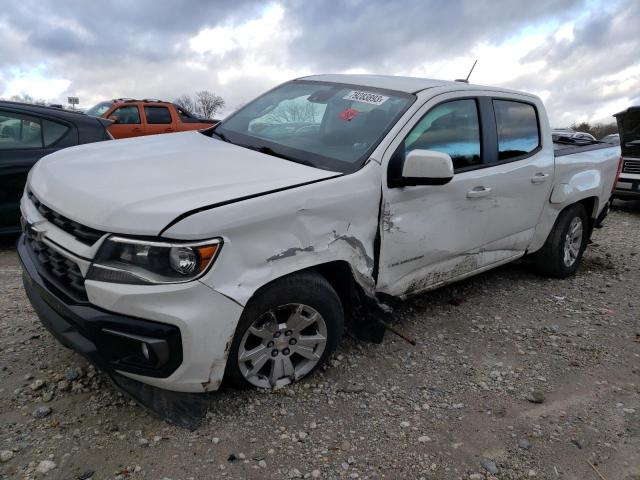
top-left (0, 450), bottom-right (14, 462)
top-left (36, 460), bottom-right (57, 474)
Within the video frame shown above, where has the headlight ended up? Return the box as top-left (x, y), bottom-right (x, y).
top-left (86, 236), bottom-right (222, 285)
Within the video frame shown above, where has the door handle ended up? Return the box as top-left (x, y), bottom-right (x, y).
top-left (132, 127), bottom-right (142, 132)
top-left (165, 128), bottom-right (175, 132)
top-left (531, 172), bottom-right (550, 184)
top-left (466, 186), bottom-right (492, 198)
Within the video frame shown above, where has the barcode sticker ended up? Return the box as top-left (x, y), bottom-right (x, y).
top-left (343, 90), bottom-right (389, 105)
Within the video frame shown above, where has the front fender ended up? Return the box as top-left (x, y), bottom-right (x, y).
top-left (162, 162), bottom-right (382, 306)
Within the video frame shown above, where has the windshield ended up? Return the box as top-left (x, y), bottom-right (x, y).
top-left (618, 110), bottom-right (640, 157)
top-left (215, 80), bottom-right (414, 173)
top-left (85, 101), bottom-right (113, 117)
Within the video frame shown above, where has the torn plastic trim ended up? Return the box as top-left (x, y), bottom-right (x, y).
top-left (109, 371), bottom-right (209, 430)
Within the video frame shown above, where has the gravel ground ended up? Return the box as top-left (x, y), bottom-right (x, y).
top-left (1, 201), bottom-right (639, 480)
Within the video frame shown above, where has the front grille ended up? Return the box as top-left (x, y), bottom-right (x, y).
top-left (24, 225), bottom-right (87, 300)
top-left (622, 158), bottom-right (640, 174)
top-left (27, 191), bottom-right (104, 245)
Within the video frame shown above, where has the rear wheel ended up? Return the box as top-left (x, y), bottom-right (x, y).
top-left (226, 271), bottom-right (343, 389)
top-left (529, 203), bottom-right (590, 278)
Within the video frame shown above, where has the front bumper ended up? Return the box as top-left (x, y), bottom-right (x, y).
top-left (19, 236), bottom-right (183, 378)
top-left (18, 233), bottom-right (244, 394)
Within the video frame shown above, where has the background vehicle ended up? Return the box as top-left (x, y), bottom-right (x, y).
top-left (614, 106), bottom-right (640, 198)
top-left (0, 102), bottom-right (111, 234)
top-left (86, 99), bottom-right (217, 139)
top-left (552, 129), bottom-right (596, 141)
top-left (19, 75), bottom-right (620, 403)
top-left (601, 133), bottom-right (620, 145)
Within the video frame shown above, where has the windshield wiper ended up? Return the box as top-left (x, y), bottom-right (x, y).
top-left (210, 130), bottom-right (228, 142)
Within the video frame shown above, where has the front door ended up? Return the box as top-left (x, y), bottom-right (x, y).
top-left (107, 105), bottom-right (145, 139)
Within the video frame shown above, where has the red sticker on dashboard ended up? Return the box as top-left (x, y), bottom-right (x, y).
top-left (340, 108), bottom-right (359, 121)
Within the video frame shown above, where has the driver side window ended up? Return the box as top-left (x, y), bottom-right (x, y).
top-left (111, 106), bottom-right (141, 124)
top-left (405, 99), bottom-right (481, 171)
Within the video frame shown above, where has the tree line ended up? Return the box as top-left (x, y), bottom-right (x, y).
top-left (569, 121), bottom-right (618, 139)
top-left (173, 91), bottom-right (225, 119)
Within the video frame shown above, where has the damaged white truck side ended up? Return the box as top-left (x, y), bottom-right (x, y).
top-left (19, 75), bottom-right (621, 395)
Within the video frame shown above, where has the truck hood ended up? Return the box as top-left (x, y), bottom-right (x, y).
top-left (28, 131), bottom-right (339, 236)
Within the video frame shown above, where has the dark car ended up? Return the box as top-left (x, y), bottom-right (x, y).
top-left (614, 106), bottom-right (640, 198)
top-left (0, 102), bottom-right (112, 234)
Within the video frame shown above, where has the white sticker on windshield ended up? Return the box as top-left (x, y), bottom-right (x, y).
top-left (343, 90), bottom-right (389, 105)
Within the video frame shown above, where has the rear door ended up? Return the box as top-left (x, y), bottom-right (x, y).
top-left (107, 105), bottom-right (145, 138)
top-left (478, 97), bottom-right (554, 255)
top-left (142, 105), bottom-right (176, 135)
top-left (0, 110), bottom-right (74, 231)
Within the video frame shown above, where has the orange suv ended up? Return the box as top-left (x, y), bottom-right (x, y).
top-left (85, 99), bottom-right (218, 139)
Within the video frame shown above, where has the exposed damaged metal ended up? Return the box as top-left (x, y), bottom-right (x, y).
top-left (266, 246), bottom-right (315, 262)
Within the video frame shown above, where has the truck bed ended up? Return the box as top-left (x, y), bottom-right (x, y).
top-left (553, 140), bottom-right (616, 157)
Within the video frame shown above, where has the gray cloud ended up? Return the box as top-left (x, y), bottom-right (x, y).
top-left (0, 0), bottom-right (638, 126)
top-left (283, 0), bottom-right (582, 71)
top-left (501, 0), bottom-right (640, 124)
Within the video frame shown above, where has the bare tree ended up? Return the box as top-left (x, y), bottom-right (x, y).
top-left (174, 94), bottom-right (196, 114)
top-left (195, 91), bottom-right (225, 119)
top-left (9, 93), bottom-right (45, 105)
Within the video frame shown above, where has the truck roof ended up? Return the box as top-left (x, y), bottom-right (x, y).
top-left (299, 73), bottom-right (537, 98)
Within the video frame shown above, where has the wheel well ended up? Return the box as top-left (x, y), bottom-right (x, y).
top-left (577, 196), bottom-right (598, 230)
top-left (306, 261), bottom-right (357, 317)
top-left (578, 196), bottom-right (598, 220)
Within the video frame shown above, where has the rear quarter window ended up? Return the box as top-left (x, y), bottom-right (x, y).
top-left (493, 100), bottom-right (540, 161)
top-left (42, 119), bottom-right (70, 147)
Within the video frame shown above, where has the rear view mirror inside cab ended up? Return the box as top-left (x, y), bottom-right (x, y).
top-left (400, 149), bottom-right (454, 186)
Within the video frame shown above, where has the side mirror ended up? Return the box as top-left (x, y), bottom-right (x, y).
top-left (401, 149), bottom-right (454, 186)
top-left (107, 115), bottom-right (119, 124)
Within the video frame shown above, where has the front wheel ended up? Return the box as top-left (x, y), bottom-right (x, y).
top-left (226, 271), bottom-right (344, 389)
top-left (529, 203), bottom-right (590, 278)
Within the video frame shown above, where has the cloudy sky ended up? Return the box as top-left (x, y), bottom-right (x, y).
top-left (1, 0), bottom-right (638, 126)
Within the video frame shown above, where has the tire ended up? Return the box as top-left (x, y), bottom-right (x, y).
top-left (225, 271), bottom-right (344, 389)
top-left (529, 203), bottom-right (590, 278)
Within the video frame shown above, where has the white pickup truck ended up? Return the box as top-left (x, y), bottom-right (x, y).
top-left (19, 74), bottom-right (622, 398)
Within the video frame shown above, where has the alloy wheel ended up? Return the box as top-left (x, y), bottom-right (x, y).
top-left (237, 303), bottom-right (328, 388)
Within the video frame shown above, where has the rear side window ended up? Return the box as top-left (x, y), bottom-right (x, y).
top-left (42, 119), bottom-right (69, 146)
top-left (404, 99), bottom-right (481, 171)
top-left (144, 106), bottom-right (172, 124)
top-left (111, 106), bottom-right (140, 124)
top-left (493, 100), bottom-right (540, 160)
top-left (0, 111), bottom-right (42, 150)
